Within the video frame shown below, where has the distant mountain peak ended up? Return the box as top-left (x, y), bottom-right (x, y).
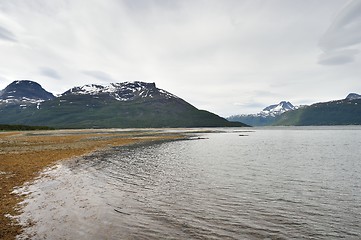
top-left (345, 93), bottom-right (361, 100)
top-left (61, 81), bottom-right (179, 102)
top-left (227, 100), bottom-right (296, 126)
top-left (0, 80), bottom-right (55, 104)
top-left (260, 101), bottom-right (295, 117)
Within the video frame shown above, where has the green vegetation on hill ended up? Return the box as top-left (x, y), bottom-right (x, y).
top-left (0, 95), bottom-right (247, 128)
top-left (274, 99), bottom-right (361, 125)
top-left (0, 80), bottom-right (248, 128)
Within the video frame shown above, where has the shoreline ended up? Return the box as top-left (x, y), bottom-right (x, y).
top-left (0, 129), bottom-right (185, 240)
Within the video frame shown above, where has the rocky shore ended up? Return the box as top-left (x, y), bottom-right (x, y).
top-left (0, 129), bottom-right (183, 240)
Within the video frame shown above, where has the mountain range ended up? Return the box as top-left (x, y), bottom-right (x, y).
top-left (0, 80), bottom-right (247, 128)
top-left (228, 101), bottom-right (297, 126)
top-left (2, 80), bottom-right (360, 128)
top-left (228, 93), bottom-right (361, 126)
top-left (274, 93), bottom-right (361, 126)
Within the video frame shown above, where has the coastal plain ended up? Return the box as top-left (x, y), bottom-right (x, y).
top-left (0, 129), bottom-right (183, 240)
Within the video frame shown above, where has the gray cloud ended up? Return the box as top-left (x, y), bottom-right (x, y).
top-left (83, 71), bottom-right (114, 82)
top-left (0, 0), bottom-right (360, 116)
top-left (234, 101), bottom-right (265, 109)
top-left (319, 0), bottom-right (361, 65)
top-left (318, 49), bottom-right (360, 65)
top-left (39, 67), bottom-right (61, 79)
top-left (0, 25), bottom-right (16, 42)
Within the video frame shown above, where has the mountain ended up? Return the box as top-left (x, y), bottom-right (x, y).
top-left (0, 81), bottom-right (247, 128)
top-left (0, 80), bottom-right (55, 104)
top-left (228, 101), bottom-right (296, 126)
top-left (345, 93), bottom-right (361, 100)
top-left (274, 94), bottom-right (361, 126)
top-left (61, 82), bottom-right (178, 102)
top-left (261, 101), bottom-right (295, 117)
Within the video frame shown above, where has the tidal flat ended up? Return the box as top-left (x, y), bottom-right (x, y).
top-left (0, 129), bottom-right (185, 240)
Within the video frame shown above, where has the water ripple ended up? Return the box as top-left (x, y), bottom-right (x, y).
top-left (17, 127), bottom-right (361, 239)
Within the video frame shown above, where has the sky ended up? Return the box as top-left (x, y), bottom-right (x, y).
top-left (0, 0), bottom-right (360, 117)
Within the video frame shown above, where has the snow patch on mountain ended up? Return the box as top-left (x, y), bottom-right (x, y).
top-left (259, 101), bottom-right (296, 117)
top-left (0, 80), bottom-right (54, 105)
top-left (0, 96), bottom-right (46, 105)
top-left (228, 101), bottom-right (297, 121)
top-left (62, 81), bottom-right (179, 101)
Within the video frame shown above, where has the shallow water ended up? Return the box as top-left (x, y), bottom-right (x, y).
top-left (18, 127), bottom-right (361, 239)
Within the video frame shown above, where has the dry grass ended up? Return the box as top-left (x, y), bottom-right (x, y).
top-left (0, 129), bottom-right (182, 240)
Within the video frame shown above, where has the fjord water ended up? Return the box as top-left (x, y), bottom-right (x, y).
top-left (19, 127), bottom-right (361, 239)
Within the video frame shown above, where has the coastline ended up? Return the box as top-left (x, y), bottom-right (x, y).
top-left (0, 129), bottom-right (184, 240)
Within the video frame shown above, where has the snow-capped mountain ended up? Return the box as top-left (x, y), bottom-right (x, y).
top-left (0, 80), bottom-right (55, 104)
top-left (0, 80), bottom-right (244, 128)
top-left (229, 92), bottom-right (361, 126)
top-left (259, 101), bottom-right (296, 117)
top-left (345, 93), bottom-right (361, 101)
top-left (275, 93), bottom-right (361, 126)
top-left (227, 101), bottom-right (297, 126)
top-left (61, 81), bottom-right (178, 101)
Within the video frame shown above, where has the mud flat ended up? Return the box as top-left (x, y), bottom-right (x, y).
top-left (0, 129), bottom-right (184, 240)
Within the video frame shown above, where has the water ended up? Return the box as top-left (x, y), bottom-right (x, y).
top-left (18, 127), bottom-right (361, 239)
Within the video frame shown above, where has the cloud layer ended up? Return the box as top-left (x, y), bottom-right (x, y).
top-left (39, 67), bottom-right (61, 80)
top-left (319, 0), bottom-right (361, 65)
top-left (0, 0), bottom-right (360, 116)
top-left (0, 25), bottom-right (16, 42)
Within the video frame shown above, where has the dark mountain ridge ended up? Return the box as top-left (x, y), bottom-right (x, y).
top-left (0, 80), bottom-right (54, 103)
top-left (345, 93), bottom-right (361, 100)
top-left (0, 80), bottom-right (247, 128)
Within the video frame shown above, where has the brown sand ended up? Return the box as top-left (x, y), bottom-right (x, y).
top-left (0, 129), bottom-right (183, 240)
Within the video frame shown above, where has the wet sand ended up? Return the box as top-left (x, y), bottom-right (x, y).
top-left (0, 129), bottom-right (183, 240)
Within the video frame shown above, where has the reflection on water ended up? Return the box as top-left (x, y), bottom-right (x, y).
top-left (18, 127), bottom-right (361, 239)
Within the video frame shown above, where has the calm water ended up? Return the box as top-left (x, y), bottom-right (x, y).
top-left (18, 127), bottom-right (361, 239)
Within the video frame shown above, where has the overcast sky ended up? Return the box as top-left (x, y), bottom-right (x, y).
top-left (0, 0), bottom-right (360, 116)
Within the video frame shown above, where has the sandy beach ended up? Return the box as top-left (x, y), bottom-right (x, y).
top-left (0, 129), bottom-right (183, 240)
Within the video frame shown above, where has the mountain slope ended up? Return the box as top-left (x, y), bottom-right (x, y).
top-left (228, 101), bottom-right (296, 126)
top-left (345, 93), bottom-right (361, 100)
top-left (274, 94), bottom-right (361, 125)
top-left (0, 80), bottom-right (54, 103)
top-left (0, 81), bottom-right (247, 128)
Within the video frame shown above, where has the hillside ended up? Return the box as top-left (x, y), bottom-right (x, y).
top-left (274, 94), bottom-right (361, 125)
top-left (0, 81), bottom-right (247, 128)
